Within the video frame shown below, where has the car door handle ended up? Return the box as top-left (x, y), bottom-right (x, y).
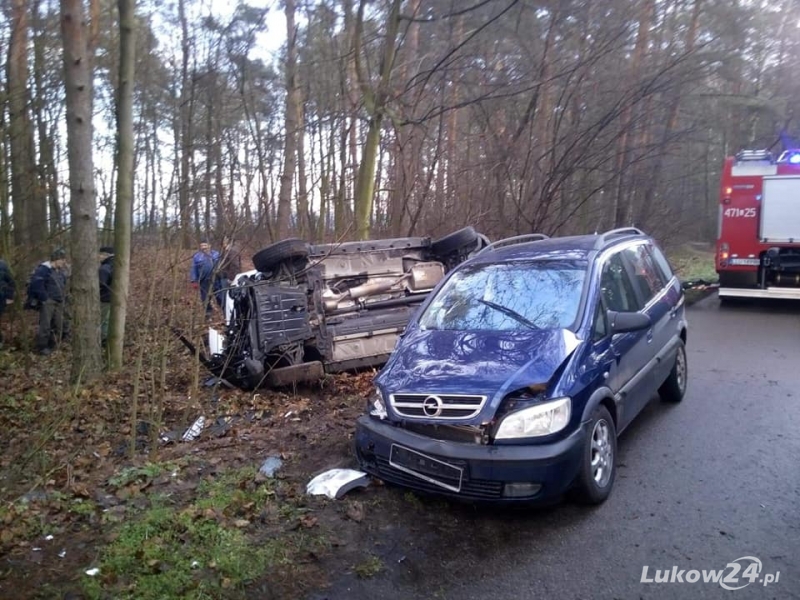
top-left (647, 329), bottom-right (653, 343)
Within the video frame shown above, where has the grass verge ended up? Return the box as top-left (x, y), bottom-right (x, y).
top-left (82, 466), bottom-right (325, 600)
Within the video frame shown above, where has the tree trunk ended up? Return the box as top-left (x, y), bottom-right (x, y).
top-left (297, 91), bottom-right (309, 238)
top-left (611, 0), bottom-right (655, 227)
top-left (61, 0), bottom-right (101, 381)
top-left (353, 0), bottom-right (402, 241)
top-left (177, 0), bottom-right (193, 247)
top-left (109, 0), bottom-right (136, 370)
top-left (276, 0), bottom-right (299, 239)
top-left (7, 0), bottom-right (43, 253)
top-left (31, 0), bottom-right (61, 235)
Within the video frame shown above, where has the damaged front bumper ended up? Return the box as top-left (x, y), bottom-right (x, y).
top-left (354, 416), bottom-right (586, 504)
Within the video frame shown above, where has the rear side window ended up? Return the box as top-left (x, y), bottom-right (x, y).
top-left (649, 244), bottom-right (675, 283)
top-left (622, 244), bottom-right (666, 304)
top-left (600, 254), bottom-right (641, 312)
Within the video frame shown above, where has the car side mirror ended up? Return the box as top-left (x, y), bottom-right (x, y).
top-left (607, 310), bottom-right (651, 334)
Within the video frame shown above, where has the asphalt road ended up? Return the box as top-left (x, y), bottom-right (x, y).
top-left (311, 293), bottom-right (800, 600)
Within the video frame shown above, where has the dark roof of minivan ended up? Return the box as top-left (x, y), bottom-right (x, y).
top-left (469, 233), bottom-right (647, 265)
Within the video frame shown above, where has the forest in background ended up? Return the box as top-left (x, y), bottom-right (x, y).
top-left (4, 0), bottom-right (798, 380)
top-left (3, 0), bottom-right (798, 256)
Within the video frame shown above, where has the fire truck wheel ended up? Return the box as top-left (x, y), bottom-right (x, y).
top-left (659, 340), bottom-right (687, 403)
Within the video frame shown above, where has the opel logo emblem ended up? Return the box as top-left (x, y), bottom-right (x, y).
top-left (422, 395), bottom-right (443, 417)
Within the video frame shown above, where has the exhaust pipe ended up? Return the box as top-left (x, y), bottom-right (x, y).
top-left (324, 274), bottom-right (410, 310)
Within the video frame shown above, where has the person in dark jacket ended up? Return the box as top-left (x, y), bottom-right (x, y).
top-left (99, 247), bottom-right (114, 345)
top-left (217, 236), bottom-right (243, 310)
top-left (190, 239), bottom-right (222, 318)
top-left (30, 248), bottom-right (69, 355)
top-left (0, 258), bottom-right (15, 347)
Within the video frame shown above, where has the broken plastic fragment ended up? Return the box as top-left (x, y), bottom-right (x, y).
top-left (44, 535), bottom-right (54, 541)
top-left (181, 416), bottom-right (205, 442)
top-left (259, 456), bottom-right (283, 478)
top-left (85, 568), bottom-right (100, 577)
top-left (58, 549), bottom-right (66, 558)
top-left (306, 469), bottom-right (370, 499)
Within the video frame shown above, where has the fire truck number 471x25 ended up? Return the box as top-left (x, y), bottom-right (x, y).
top-left (723, 207), bottom-right (756, 218)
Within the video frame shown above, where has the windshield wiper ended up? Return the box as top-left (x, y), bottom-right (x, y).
top-left (477, 299), bottom-right (540, 330)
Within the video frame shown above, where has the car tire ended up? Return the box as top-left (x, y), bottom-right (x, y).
top-left (573, 405), bottom-right (617, 505)
top-left (252, 239), bottom-right (309, 273)
top-left (431, 226), bottom-right (479, 255)
top-left (659, 339), bottom-right (687, 403)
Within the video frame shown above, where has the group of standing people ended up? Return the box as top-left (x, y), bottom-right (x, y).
top-left (0, 235), bottom-right (240, 352)
top-left (0, 246), bottom-right (115, 355)
top-left (190, 236), bottom-right (242, 319)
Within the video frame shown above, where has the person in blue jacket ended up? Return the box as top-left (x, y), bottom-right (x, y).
top-left (190, 239), bottom-right (222, 319)
top-left (29, 248), bottom-right (70, 355)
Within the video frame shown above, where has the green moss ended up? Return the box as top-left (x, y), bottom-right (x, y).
top-left (82, 467), bottom-right (308, 600)
top-left (353, 555), bottom-right (384, 579)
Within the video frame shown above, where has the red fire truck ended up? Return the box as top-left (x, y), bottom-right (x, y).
top-left (716, 148), bottom-right (800, 300)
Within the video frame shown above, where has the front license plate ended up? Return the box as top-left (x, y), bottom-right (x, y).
top-left (389, 444), bottom-right (463, 493)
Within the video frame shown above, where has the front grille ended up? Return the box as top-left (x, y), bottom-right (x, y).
top-left (390, 393), bottom-right (486, 420)
top-left (402, 423), bottom-right (486, 444)
top-left (374, 456), bottom-right (503, 500)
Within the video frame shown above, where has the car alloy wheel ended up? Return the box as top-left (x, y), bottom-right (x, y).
top-left (591, 418), bottom-right (614, 488)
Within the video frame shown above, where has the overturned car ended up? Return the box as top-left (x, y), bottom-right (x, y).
top-left (198, 228), bottom-right (488, 389)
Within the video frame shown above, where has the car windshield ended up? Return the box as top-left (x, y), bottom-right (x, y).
top-left (418, 260), bottom-right (586, 332)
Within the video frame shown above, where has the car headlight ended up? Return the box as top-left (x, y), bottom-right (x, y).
top-left (494, 397), bottom-right (571, 439)
top-left (369, 388), bottom-right (387, 420)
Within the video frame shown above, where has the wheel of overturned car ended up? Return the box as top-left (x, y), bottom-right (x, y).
top-left (252, 239), bottom-right (309, 273)
top-left (431, 226), bottom-right (479, 255)
top-left (659, 339), bottom-right (687, 403)
top-left (574, 405), bottom-right (617, 505)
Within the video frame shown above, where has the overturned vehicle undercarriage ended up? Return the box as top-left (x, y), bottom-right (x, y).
top-left (188, 227), bottom-right (489, 389)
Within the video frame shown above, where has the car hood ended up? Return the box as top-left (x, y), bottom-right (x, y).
top-left (377, 327), bottom-right (582, 412)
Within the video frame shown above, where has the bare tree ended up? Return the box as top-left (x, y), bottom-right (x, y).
top-left (108, 0), bottom-right (136, 369)
top-left (276, 0), bottom-right (299, 239)
top-left (352, 0), bottom-right (402, 241)
top-left (6, 0), bottom-right (45, 253)
top-left (61, 0), bottom-right (101, 380)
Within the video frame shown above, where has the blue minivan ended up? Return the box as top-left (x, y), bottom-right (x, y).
top-left (354, 228), bottom-right (688, 504)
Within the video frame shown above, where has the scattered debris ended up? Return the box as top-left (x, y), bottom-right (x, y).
top-left (45, 535), bottom-right (54, 541)
top-left (160, 429), bottom-right (183, 444)
top-left (208, 415), bottom-right (238, 438)
top-left (58, 549), bottom-right (66, 558)
top-left (85, 568), bottom-right (100, 577)
top-left (258, 456), bottom-right (283, 478)
top-left (181, 416), bottom-right (206, 442)
top-left (19, 490), bottom-right (48, 504)
top-left (306, 469), bottom-right (370, 499)
top-left (191, 560), bottom-right (200, 569)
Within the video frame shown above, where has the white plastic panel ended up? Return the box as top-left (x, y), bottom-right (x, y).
top-left (760, 177), bottom-right (800, 242)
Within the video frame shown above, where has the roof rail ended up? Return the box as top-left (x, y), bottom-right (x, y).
top-left (594, 226), bottom-right (645, 249)
top-left (478, 233), bottom-right (550, 255)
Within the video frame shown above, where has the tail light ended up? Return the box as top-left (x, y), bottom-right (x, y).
top-left (719, 243), bottom-right (730, 261)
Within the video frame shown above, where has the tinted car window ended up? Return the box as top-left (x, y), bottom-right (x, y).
top-left (649, 243), bottom-right (675, 284)
top-left (600, 253), bottom-right (641, 312)
top-left (592, 302), bottom-right (608, 341)
top-left (623, 244), bottom-right (666, 304)
top-left (419, 261), bottom-right (586, 331)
